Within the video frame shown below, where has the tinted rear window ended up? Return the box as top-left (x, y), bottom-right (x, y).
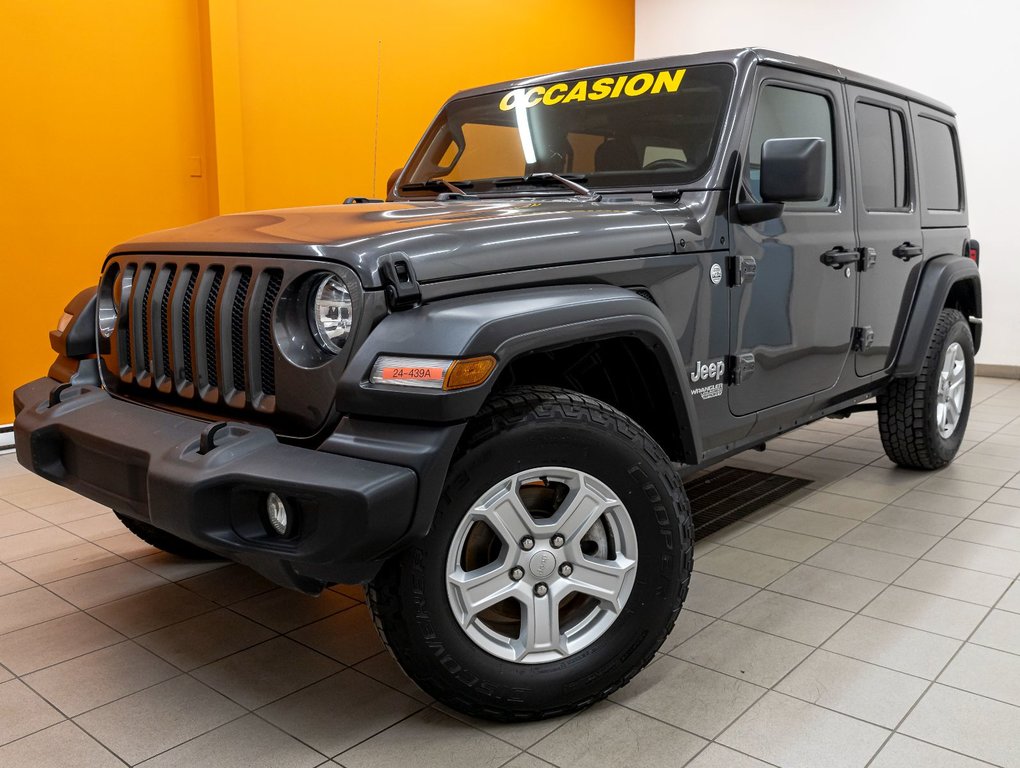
top-left (856, 103), bottom-right (908, 211)
top-left (916, 117), bottom-right (961, 211)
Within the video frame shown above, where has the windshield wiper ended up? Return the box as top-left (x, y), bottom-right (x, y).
top-left (492, 173), bottom-right (601, 201)
top-left (398, 178), bottom-right (475, 197)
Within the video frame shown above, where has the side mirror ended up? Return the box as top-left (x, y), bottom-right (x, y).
top-left (386, 167), bottom-right (403, 200)
top-left (760, 137), bottom-right (827, 203)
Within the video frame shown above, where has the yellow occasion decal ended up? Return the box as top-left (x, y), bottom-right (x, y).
top-left (498, 69), bottom-right (686, 111)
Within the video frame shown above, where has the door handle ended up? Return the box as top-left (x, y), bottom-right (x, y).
top-left (893, 242), bottom-right (923, 260)
top-left (820, 247), bottom-right (858, 269)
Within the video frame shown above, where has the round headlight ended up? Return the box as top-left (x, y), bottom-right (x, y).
top-left (309, 275), bottom-right (353, 353)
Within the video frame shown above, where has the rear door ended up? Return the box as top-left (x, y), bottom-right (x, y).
top-left (728, 69), bottom-right (857, 416)
top-left (847, 87), bottom-right (923, 375)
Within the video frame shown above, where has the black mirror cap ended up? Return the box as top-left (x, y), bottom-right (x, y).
top-left (760, 137), bottom-right (826, 203)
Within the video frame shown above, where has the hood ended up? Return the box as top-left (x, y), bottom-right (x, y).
top-left (114, 198), bottom-right (690, 287)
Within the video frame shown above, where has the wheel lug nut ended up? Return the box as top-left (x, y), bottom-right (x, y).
top-left (520, 536), bottom-right (535, 551)
top-left (510, 566), bottom-right (525, 581)
top-left (534, 582), bottom-right (548, 597)
top-left (551, 534), bottom-right (565, 548)
top-left (559, 563), bottom-right (573, 577)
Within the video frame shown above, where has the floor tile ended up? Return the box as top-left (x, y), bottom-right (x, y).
top-left (822, 614), bottom-right (961, 679)
top-left (136, 713), bottom-right (324, 768)
top-left (775, 649), bottom-right (928, 727)
top-left (0, 527), bottom-right (83, 562)
top-left (0, 509), bottom-right (49, 537)
top-left (805, 542), bottom-right (914, 583)
top-left (659, 609), bottom-right (714, 652)
top-left (825, 479), bottom-right (908, 504)
top-left (133, 552), bottom-right (227, 581)
top-left (934, 462), bottom-right (1016, 487)
top-left (694, 545), bottom-right (797, 587)
top-left (610, 656), bottom-right (764, 739)
top-left (60, 513), bottom-right (128, 542)
top-left (287, 605), bottom-right (384, 666)
top-left (530, 700), bottom-right (705, 768)
top-left (685, 743), bottom-right (774, 767)
top-left (74, 675), bottom-right (244, 765)
top-left (86, 582), bottom-right (216, 637)
top-left (671, 619), bottom-right (812, 687)
top-left (917, 477), bottom-right (997, 502)
top-left (135, 608), bottom-right (276, 670)
top-left (723, 590), bottom-right (853, 645)
top-left (27, 497), bottom-right (110, 525)
top-left (193, 636), bottom-right (341, 709)
top-left (2, 485), bottom-right (81, 510)
top-left (814, 445), bottom-right (884, 465)
top-left (500, 756), bottom-right (557, 768)
top-left (949, 518), bottom-right (1020, 551)
top-left (683, 573), bottom-right (759, 618)
top-left (901, 684), bottom-right (1020, 767)
top-left (781, 457), bottom-right (863, 485)
top-left (760, 507), bottom-right (859, 539)
top-left (727, 525), bottom-right (830, 561)
top-left (767, 564), bottom-right (885, 611)
top-left (23, 641), bottom-right (179, 717)
top-left (259, 669), bottom-right (421, 757)
top-left (47, 562), bottom-right (168, 609)
top-left (869, 733), bottom-right (990, 768)
top-left (891, 489), bottom-right (981, 517)
top-left (232, 588), bottom-right (357, 633)
top-left (1000, 580), bottom-right (1020, 613)
top-left (894, 560), bottom-right (1011, 606)
top-left (353, 651), bottom-right (433, 703)
top-left (0, 679), bottom-right (64, 746)
top-left (923, 537), bottom-right (1020, 578)
top-left (9, 542), bottom-right (124, 583)
top-left (790, 491), bottom-right (884, 521)
top-left (437, 704), bottom-right (574, 750)
top-left (939, 643), bottom-right (1020, 706)
top-left (179, 563), bottom-right (277, 605)
top-left (0, 562), bottom-right (34, 596)
top-left (0, 587), bottom-right (76, 635)
top-left (867, 506), bottom-right (961, 536)
top-left (970, 501), bottom-right (1020, 528)
top-left (838, 523), bottom-right (940, 558)
top-left (718, 691), bottom-right (888, 768)
top-left (0, 612), bottom-right (123, 675)
top-left (990, 487), bottom-right (1020, 507)
top-left (971, 609), bottom-right (1020, 655)
top-left (336, 707), bottom-right (518, 768)
top-left (93, 531), bottom-right (161, 560)
top-left (0, 720), bottom-right (122, 768)
top-left (862, 586), bottom-right (988, 640)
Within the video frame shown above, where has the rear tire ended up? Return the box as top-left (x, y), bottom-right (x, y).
top-left (878, 308), bottom-right (974, 469)
top-left (115, 512), bottom-right (222, 560)
top-left (367, 385), bottom-right (693, 721)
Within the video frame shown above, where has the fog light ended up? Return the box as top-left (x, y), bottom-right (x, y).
top-left (266, 493), bottom-right (290, 536)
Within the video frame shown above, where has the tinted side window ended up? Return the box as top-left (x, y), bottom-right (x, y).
top-left (748, 85), bottom-right (834, 208)
top-left (916, 117), bottom-right (961, 210)
top-left (856, 103), bottom-right (908, 210)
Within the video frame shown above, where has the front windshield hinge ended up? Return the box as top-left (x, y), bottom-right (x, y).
top-left (651, 188), bottom-right (682, 201)
top-left (379, 254), bottom-right (422, 311)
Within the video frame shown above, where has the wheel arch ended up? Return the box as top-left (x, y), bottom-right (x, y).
top-left (893, 255), bottom-right (981, 378)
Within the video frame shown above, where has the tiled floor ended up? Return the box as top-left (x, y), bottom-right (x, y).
top-left (2, 377), bottom-right (1020, 767)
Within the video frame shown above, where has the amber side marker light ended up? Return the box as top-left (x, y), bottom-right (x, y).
top-left (370, 355), bottom-right (497, 390)
top-left (444, 355), bottom-right (498, 390)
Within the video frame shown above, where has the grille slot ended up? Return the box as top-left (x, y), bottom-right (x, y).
top-left (108, 260), bottom-right (279, 411)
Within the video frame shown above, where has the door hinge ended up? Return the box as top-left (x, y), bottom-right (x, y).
top-left (852, 325), bottom-right (875, 352)
top-left (727, 352), bottom-right (756, 385)
top-left (858, 247), bottom-right (877, 272)
top-left (728, 255), bottom-right (757, 285)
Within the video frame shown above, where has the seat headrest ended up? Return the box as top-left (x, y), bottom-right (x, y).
top-left (595, 138), bottom-right (639, 172)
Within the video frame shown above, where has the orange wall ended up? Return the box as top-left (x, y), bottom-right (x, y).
top-left (0, 0), bottom-right (634, 423)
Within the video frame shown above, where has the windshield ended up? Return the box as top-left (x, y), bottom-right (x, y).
top-left (402, 64), bottom-right (735, 196)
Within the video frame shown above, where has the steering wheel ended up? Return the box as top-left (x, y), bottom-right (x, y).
top-left (642, 158), bottom-right (690, 171)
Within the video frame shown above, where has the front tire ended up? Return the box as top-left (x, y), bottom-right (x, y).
top-left (368, 386), bottom-right (692, 721)
top-left (878, 308), bottom-right (974, 469)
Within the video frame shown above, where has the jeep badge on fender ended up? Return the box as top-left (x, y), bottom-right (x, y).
top-left (13, 48), bottom-right (981, 723)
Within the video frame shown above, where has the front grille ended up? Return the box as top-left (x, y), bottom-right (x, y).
top-left (106, 260), bottom-right (283, 412)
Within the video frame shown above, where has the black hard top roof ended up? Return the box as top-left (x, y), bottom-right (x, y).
top-left (454, 47), bottom-right (954, 116)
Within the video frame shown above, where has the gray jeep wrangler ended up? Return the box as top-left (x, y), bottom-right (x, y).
top-left (14, 48), bottom-right (981, 721)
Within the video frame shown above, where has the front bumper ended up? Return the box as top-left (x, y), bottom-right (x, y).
top-left (13, 378), bottom-right (418, 592)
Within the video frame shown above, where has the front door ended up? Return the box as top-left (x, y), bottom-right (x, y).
top-left (846, 86), bottom-right (924, 375)
top-left (729, 70), bottom-right (858, 417)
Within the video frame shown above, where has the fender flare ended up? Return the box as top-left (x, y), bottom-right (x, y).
top-left (893, 255), bottom-right (981, 378)
top-left (336, 284), bottom-right (702, 459)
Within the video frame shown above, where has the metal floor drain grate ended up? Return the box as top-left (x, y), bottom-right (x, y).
top-left (686, 466), bottom-right (811, 540)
